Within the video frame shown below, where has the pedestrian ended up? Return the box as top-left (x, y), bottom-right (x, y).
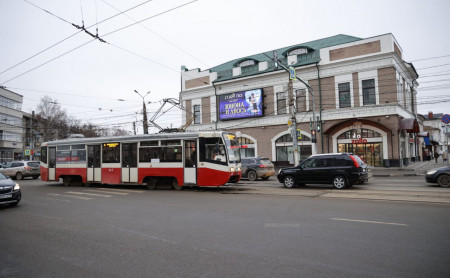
top-left (433, 150), bottom-right (439, 163)
top-left (443, 151), bottom-right (448, 163)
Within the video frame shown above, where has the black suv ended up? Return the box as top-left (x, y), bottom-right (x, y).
top-left (277, 153), bottom-right (368, 189)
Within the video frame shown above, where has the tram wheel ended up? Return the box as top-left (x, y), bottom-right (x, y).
top-left (147, 178), bottom-right (157, 190)
top-left (172, 178), bottom-right (182, 191)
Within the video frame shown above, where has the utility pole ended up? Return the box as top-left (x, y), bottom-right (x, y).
top-left (288, 68), bottom-right (299, 165)
top-left (266, 52), bottom-right (318, 165)
top-left (134, 90), bottom-right (150, 134)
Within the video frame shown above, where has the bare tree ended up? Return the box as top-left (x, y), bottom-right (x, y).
top-left (36, 96), bottom-right (69, 142)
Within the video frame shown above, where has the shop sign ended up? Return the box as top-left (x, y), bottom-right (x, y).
top-left (351, 138), bottom-right (368, 144)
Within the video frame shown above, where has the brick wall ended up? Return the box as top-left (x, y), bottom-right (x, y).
top-left (377, 67), bottom-right (397, 104)
top-left (330, 40), bottom-right (381, 61)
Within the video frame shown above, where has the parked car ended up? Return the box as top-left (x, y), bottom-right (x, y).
top-left (0, 161), bottom-right (40, 180)
top-left (277, 153), bottom-right (368, 189)
top-left (425, 166), bottom-right (450, 187)
top-left (241, 157), bottom-right (275, 181)
top-left (0, 172), bottom-right (21, 207)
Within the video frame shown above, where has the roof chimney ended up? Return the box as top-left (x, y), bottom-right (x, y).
top-left (428, 111), bottom-right (433, 119)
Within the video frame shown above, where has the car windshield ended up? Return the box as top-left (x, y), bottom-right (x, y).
top-left (0, 173), bottom-right (7, 179)
top-left (223, 132), bottom-right (241, 163)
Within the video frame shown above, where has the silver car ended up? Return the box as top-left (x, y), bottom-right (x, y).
top-left (0, 161), bottom-right (40, 180)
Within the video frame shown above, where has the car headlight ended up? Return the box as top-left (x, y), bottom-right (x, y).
top-left (14, 183), bottom-right (20, 190)
top-left (278, 169), bottom-right (282, 174)
top-left (426, 170), bottom-right (437, 175)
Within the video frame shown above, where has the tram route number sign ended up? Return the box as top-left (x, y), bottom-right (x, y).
top-left (441, 114), bottom-right (450, 124)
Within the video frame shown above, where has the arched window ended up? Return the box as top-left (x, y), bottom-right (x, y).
top-left (288, 48), bottom-right (308, 56)
top-left (238, 136), bottom-right (256, 158)
top-left (239, 60), bottom-right (255, 67)
top-left (275, 133), bottom-right (312, 165)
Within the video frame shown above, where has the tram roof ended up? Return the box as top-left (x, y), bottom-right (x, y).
top-left (43, 131), bottom-right (230, 146)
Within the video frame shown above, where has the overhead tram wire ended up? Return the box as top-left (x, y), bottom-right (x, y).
top-left (1, 0), bottom-right (197, 85)
top-left (101, 0), bottom-right (207, 67)
top-left (1, 0), bottom-right (155, 78)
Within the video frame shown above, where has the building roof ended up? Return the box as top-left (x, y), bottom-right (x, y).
top-left (210, 34), bottom-right (362, 82)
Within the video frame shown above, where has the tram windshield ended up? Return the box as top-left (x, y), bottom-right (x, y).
top-left (223, 133), bottom-right (241, 163)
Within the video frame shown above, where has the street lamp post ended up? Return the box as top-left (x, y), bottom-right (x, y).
top-left (134, 90), bottom-right (150, 134)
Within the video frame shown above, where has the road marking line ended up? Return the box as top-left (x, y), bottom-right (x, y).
top-left (48, 193), bottom-right (92, 200)
top-left (264, 223), bottom-right (300, 228)
top-left (43, 197), bottom-right (71, 203)
top-left (66, 191), bottom-right (112, 197)
top-left (331, 218), bottom-right (408, 226)
top-left (85, 190), bottom-right (128, 195)
top-left (98, 188), bottom-right (146, 193)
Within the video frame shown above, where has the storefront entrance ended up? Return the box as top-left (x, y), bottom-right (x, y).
top-left (338, 143), bottom-right (383, 166)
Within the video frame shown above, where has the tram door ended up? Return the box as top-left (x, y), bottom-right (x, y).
top-left (48, 147), bottom-right (56, 181)
top-left (87, 145), bottom-right (101, 182)
top-left (121, 143), bottom-right (138, 183)
top-left (184, 140), bottom-right (197, 184)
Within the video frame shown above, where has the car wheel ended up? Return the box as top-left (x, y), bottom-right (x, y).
top-left (261, 176), bottom-right (270, 181)
top-left (283, 175), bottom-right (296, 188)
top-left (437, 174), bottom-right (450, 187)
top-left (33, 175), bottom-right (39, 180)
top-left (332, 175), bottom-right (347, 189)
top-left (15, 172), bottom-right (24, 180)
top-left (247, 170), bottom-right (257, 181)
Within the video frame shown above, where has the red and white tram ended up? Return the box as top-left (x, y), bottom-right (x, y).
top-left (40, 131), bottom-right (241, 189)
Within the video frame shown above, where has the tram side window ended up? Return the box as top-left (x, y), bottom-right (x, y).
top-left (41, 147), bottom-right (48, 163)
top-left (139, 147), bottom-right (160, 162)
top-left (103, 143), bottom-right (120, 163)
top-left (139, 146), bottom-right (182, 162)
top-left (56, 146), bottom-right (86, 164)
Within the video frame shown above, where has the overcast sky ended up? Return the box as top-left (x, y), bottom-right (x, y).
top-left (1, 0), bottom-right (449, 134)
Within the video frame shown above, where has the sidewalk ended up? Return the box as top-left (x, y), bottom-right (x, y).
top-left (370, 159), bottom-right (449, 177)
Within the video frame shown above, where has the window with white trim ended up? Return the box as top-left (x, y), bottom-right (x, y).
top-left (193, 105), bottom-right (201, 124)
top-left (338, 82), bottom-right (351, 108)
top-left (362, 79), bottom-right (376, 105)
top-left (276, 92), bottom-right (287, 115)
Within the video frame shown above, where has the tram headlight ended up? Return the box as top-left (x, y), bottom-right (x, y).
top-left (230, 167), bottom-right (235, 172)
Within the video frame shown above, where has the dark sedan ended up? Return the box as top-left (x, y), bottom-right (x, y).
top-left (0, 173), bottom-right (21, 207)
top-left (425, 166), bottom-right (450, 187)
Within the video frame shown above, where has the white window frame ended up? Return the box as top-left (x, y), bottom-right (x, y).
top-left (358, 70), bottom-right (379, 106)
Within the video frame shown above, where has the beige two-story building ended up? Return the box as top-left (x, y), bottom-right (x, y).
top-left (180, 34), bottom-right (420, 167)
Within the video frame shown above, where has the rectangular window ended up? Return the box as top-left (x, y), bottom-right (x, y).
top-left (277, 92), bottom-right (287, 115)
top-left (194, 105), bottom-right (201, 124)
top-left (140, 141), bottom-right (158, 146)
top-left (102, 143), bottom-right (120, 163)
top-left (295, 89), bottom-right (306, 112)
top-left (139, 146), bottom-right (182, 162)
top-left (362, 79), bottom-right (376, 105)
top-left (41, 147), bottom-right (48, 163)
top-left (338, 82), bottom-right (351, 108)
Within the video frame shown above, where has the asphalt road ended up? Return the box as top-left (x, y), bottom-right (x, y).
top-left (1, 178), bottom-right (449, 278)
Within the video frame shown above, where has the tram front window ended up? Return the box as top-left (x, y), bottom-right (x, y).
top-left (224, 133), bottom-right (241, 163)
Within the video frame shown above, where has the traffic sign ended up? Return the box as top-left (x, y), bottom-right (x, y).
top-left (289, 66), bottom-right (295, 80)
top-left (441, 114), bottom-right (450, 124)
top-left (296, 129), bottom-right (302, 140)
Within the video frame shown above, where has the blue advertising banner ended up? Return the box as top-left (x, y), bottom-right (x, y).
top-left (218, 89), bottom-right (263, 120)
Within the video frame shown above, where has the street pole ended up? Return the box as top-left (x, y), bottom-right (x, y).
top-left (264, 53), bottom-right (318, 157)
top-left (288, 77), bottom-right (299, 165)
top-left (134, 90), bottom-right (150, 134)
